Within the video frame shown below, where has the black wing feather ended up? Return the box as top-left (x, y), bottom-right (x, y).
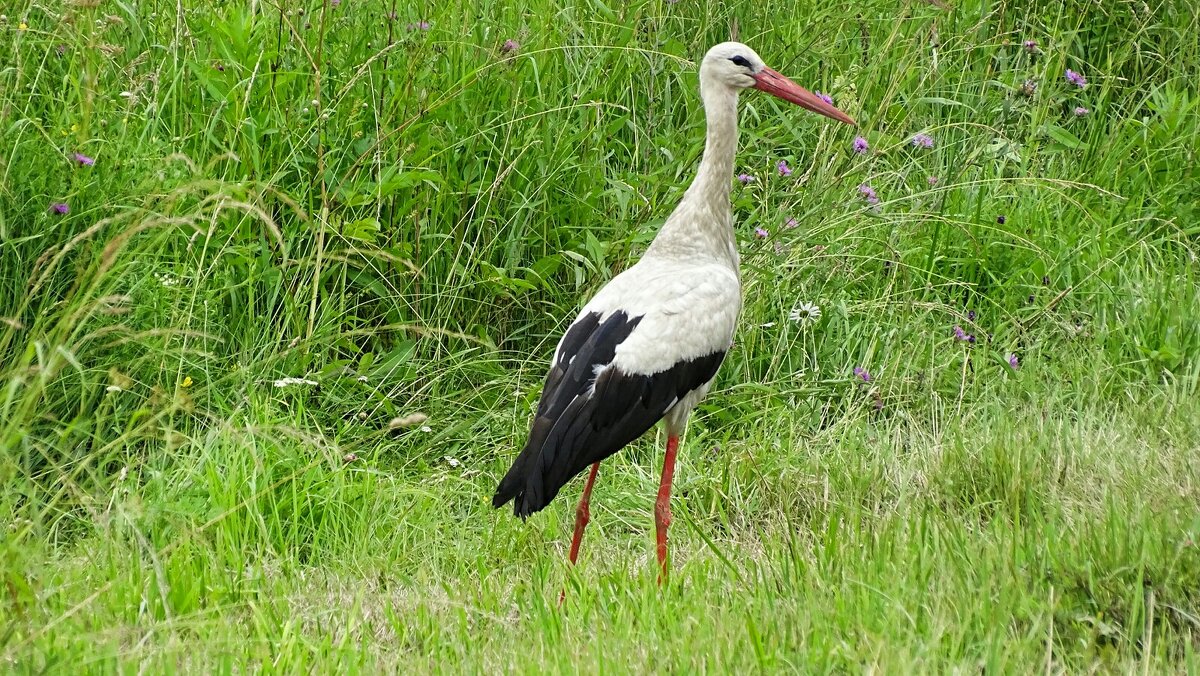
top-left (492, 310), bottom-right (726, 518)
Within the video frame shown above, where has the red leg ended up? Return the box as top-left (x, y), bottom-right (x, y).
top-left (568, 462), bottom-right (601, 565)
top-left (655, 435), bottom-right (680, 584)
top-left (560, 462), bottom-right (601, 606)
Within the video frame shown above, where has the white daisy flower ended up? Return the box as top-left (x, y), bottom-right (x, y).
top-left (788, 302), bottom-right (822, 325)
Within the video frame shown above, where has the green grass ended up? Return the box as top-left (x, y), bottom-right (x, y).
top-left (2, 0), bottom-right (1199, 671)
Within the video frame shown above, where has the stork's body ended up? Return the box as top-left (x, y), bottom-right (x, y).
top-left (492, 42), bottom-right (854, 581)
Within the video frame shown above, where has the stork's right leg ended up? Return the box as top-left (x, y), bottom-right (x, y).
top-left (567, 462), bottom-right (601, 565)
top-left (655, 435), bottom-right (680, 584)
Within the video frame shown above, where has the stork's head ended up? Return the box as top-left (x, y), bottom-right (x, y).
top-left (700, 41), bottom-right (855, 126)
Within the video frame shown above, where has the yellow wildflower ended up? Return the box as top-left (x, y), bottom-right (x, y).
top-left (181, 375), bottom-right (194, 387)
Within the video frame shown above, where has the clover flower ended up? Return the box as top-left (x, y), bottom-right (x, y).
top-left (858, 184), bottom-right (879, 205)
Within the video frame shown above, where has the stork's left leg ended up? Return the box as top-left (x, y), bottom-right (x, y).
top-left (654, 435), bottom-right (680, 584)
top-left (559, 462), bottom-right (601, 606)
top-left (567, 462), bottom-right (601, 566)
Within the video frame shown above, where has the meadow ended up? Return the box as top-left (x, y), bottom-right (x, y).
top-left (2, 0), bottom-right (1199, 671)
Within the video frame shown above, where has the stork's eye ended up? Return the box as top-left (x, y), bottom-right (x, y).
top-left (729, 56), bottom-right (752, 69)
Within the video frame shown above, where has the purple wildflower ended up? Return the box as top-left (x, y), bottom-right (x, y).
top-left (1065, 69), bottom-right (1087, 88)
top-left (927, 176), bottom-right (939, 186)
top-left (50, 202), bottom-right (69, 214)
top-left (967, 310), bottom-right (976, 321)
top-left (853, 366), bottom-right (871, 383)
top-left (777, 160), bottom-right (792, 177)
top-left (1073, 106), bottom-right (1089, 117)
top-left (852, 136), bottom-right (869, 154)
top-left (911, 133), bottom-right (934, 149)
top-left (858, 184), bottom-right (879, 205)
top-left (997, 215), bottom-right (1006, 224)
top-left (754, 226), bottom-right (769, 239)
top-left (784, 217), bottom-right (798, 229)
top-left (816, 91), bottom-right (833, 105)
top-left (1023, 39), bottom-right (1038, 53)
top-left (73, 152), bottom-right (94, 166)
top-left (501, 39), bottom-right (519, 54)
top-left (953, 325), bottom-right (968, 341)
top-left (1007, 353), bottom-right (1020, 370)
top-left (967, 334), bottom-right (976, 343)
top-left (407, 20), bottom-right (430, 31)
top-left (331, 0), bottom-right (340, 6)
top-left (737, 173), bottom-right (754, 185)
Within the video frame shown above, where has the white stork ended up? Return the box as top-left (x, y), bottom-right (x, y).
top-left (493, 42), bottom-right (855, 580)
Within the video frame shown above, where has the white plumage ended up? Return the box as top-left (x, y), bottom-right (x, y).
top-left (493, 41), bottom-right (855, 582)
top-left (573, 260), bottom-right (740, 385)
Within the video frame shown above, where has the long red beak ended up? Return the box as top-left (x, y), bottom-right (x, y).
top-left (752, 67), bottom-right (856, 126)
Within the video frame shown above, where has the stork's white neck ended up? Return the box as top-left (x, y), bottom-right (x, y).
top-left (645, 74), bottom-right (740, 269)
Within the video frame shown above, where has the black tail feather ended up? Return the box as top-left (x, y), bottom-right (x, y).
top-left (492, 430), bottom-right (549, 518)
top-left (491, 457), bottom-right (528, 514)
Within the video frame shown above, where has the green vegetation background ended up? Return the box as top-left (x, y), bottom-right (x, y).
top-left (2, 0), bottom-right (1198, 671)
